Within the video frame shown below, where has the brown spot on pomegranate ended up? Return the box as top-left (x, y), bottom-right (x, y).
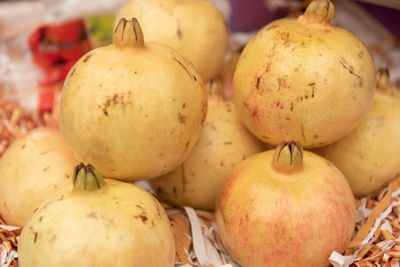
top-left (251, 107), bottom-right (259, 118)
top-left (265, 62), bottom-right (271, 73)
top-left (278, 77), bottom-right (288, 90)
top-left (278, 32), bottom-right (290, 47)
top-left (135, 214), bottom-right (148, 223)
top-left (83, 54), bottom-right (92, 63)
top-left (178, 112), bottom-right (187, 124)
top-left (266, 25), bottom-right (278, 31)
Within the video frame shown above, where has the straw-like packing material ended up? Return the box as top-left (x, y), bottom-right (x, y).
top-left (0, 92), bottom-right (43, 158)
top-left (2, 98), bottom-right (400, 267)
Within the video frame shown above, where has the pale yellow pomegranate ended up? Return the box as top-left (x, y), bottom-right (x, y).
top-left (115, 0), bottom-right (228, 81)
top-left (0, 128), bottom-right (78, 227)
top-left (314, 69), bottom-right (400, 197)
top-left (18, 163), bottom-right (175, 267)
top-left (233, 0), bottom-right (375, 148)
top-left (59, 18), bottom-right (207, 181)
top-left (216, 141), bottom-right (356, 267)
top-left (150, 80), bottom-right (265, 210)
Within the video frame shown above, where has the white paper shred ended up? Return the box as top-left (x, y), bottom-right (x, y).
top-left (330, 202), bottom-right (394, 267)
top-left (0, 243), bottom-right (18, 267)
top-left (356, 198), bottom-right (372, 223)
top-left (376, 239), bottom-right (396, 250)
top-left (329, 251), bottom-right (356, 267)
top-left (184, 207), bottom-right (209, 265)
top-left (0, 225), bottom-right (19, 232)
top-left (361, 205), bottom-right (393, 246)
top-left (392, 188), bottom-right (400, 198)
top-left (184, 206), bottom-right (227, 266)
top-left (381, 220), bottom-right (393, 233)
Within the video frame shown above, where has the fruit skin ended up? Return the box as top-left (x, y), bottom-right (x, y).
top-left (233, 0), bottom-right (375, 148)
top-left (115, 0), bottom-right (228, 81)
top-left (18, 166), bottom-right (175, 267)
top-left (59, 19), bottom-right (207, 181)
top-left (150, 82), bottom-right (265, 210)
top-left (0, 128), bottom-right (78, 227)
top-left (313, 69), bottom-right (400, 198)
top-left (215, 143), bottom-right (356, 267)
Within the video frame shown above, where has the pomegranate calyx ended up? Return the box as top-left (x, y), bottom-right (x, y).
top-left (272, 141), bottom-right (303, 173)
top-left (376, 68), bottom-right (394, 96)
top-left (73, 163), bottom-right (104, 192)
top-left (207, 79), bottom-right (225, 101)
top-left (113, 17), bottom-right (144, 49)
top-left (301, 0), bottom-right (335, 25)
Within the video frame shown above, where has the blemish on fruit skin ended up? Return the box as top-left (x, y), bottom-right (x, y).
top-left (33, 232), bottom-right (38, 243)
top-left (277, 77), bottom-right (289, 90)
top-left (135, 214), bottom-right (148, 223)
top-left (86, 212), bottom-right (98, 219)
top-left (278, 32), bottom-right (290, 47)
top-left (359, 77), bottom-right (364, 88)
top-left (70, 68), bottom-right (76, 76)
top-left (273, 101), bottom-right (284, 109)
top-left (265, 62), bottom-right (271, 72)
top-left (266, 25), bottom-right (278, 31)
top-left (172, 57), bottom-right (196, 81)
top-left (339, 57), bottom-right (361, 79)
top-left (308, 82), bottom-right (316, 97)
top-left (178, 112), bottom-right (187, 124)
top-left (172, 186), bottom-right (177, 196)
top-left (83, 54), bottom-right (92, 63)
top-left (251, 107), bottom-right (259, 119)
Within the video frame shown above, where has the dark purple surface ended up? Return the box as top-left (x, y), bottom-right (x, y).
top-left (353, 2), bottom-right (400, 38)
top-left (228, 0), bottom-right (285, 32)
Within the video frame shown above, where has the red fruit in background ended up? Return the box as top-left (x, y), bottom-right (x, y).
top-left (27, 19), bottom-right (92, 114)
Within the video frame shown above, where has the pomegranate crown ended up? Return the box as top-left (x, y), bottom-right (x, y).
top-left (73, 163), bottom-right (104, 192)
top-left (272, 141), bottom-right (303, 173)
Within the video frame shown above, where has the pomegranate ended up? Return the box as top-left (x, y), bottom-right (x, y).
top-left (59, 18), bottom-right (207, 181)
top-left (314, 69), bottom-right (400, 197)
top-left (233, 0), bottom-right (375, 148)
top-left (115, 0), bottom-right (228, 81)
top-left (0, 128), bottom-right (78, 226)
top-left (215, 141), bottom-right (356, 266)
top-left (18, 163), bottom-right (175, 267)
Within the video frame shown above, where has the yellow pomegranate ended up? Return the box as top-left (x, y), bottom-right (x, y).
top-left (314, 69), bottom-right (400, 197)
top-left (216, 141), bottom-right (356, 267)
top-left (59, 18), bottom-right (207, 181)
top-left (18, 163), bottom-right (175, 267)
top-left (150, 80), bottom-right (265, 210)
top-left (233, 0), bottom-right (375, 148)
top-left (0, 128), bottom-right (78, 227)
top-left (115, 0), bottom-right (228, 81)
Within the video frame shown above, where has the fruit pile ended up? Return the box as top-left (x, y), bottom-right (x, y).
top-left (0, 0), bottom-right (400, 266)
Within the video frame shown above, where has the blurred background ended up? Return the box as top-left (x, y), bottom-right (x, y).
top-left (0, 0), bottom-right (399, 113)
